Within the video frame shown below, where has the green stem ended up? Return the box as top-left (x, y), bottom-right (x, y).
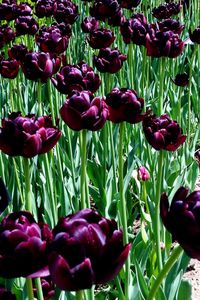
top-left (147, 245), bottom-right (183, 300)
top-left (108, 122), bottom-right (118, 194)
top-left (47, 79), bottom-right (55, 125)
top-left (87, 286), bottom-right (95, 300)
top-left (35, 278), bottom-right (44, 300)
top-left (159, 58), bottom-right (166, 115)
top-left (23, 158), bottom-right (32, 212)
top-left (80, 129), bottom-right (88, 209)
top-left (26, 278), bottom-right (34, 300)
top-left (118, 122), bottom-right (130, 300)
top-left (37, 80), bottom-right (42, 115)
top-left (76, 290), bottom-right (83, 300)
top-left (155, 150), bottom-right (164, 273)
top-left (13, 158), bottom-right (24, 207)
top-left (128, 44), bottom-right (134, 88)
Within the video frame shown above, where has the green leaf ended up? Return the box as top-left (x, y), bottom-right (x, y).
top-left (176, 279), bottom-right (192, 300)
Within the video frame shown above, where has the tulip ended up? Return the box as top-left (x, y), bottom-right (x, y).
top-left (195, 150), bottom-right (200, 166)
top-left (118, 0), bottom-right (141, 9)
top-left (158, 19), bottom-right (184, 35)
top-left (137, 166), bottom-right (150, 181)
top-left (189, 27), bottom-right (200, 44)
top-left (93, 47), bottom-right (127, 73)
top-left (60, 90), bottom-right (108, 131)
top-left (120, 13), bottom-right (147, 45)
top-left (36, 25), bottom-right (69, 54)
top-left (0, 211), bottom-right (52, 278)
top-left (21, 52), bottom-right (59, 82)
top-left (81, 17), bottom-right (99, 33)
top-left (0, 58), bottom-right (19, 79)
top-left (8, 43), bottom-right (28, 61)
top-left (15, 16), bottom-right (39, 36)
top-left (171, 73), bottom-right (189, 87)
top-left (0, 25), bottom-right (15, 49)
top-left (0, 3), bottom-right (15, 21)
top-left (52, 61), bottom-right (101, 94)
top-left (142, 114), bottom-right (186, 151)
top-left (14, 3), bottom-right (32, 17)
top-left (53, 0), bottom-right (79, 25)
top-left (35, 0), bottom-right (54, 18)
top-left (0, 286), bottom-right (16, 300)
top-left (105, 87), bottom-right (147, 123)
top-left (90, 0), bottom-right (120, 22)
top-left (0, 178), bottom-right (11, 215)
top-left (0, 112), bottom-right (61, 157)
top-left (87, 28), bottom-right (115, 49)
top-left (48, 208), bottom-right (131, 291)
top-left (33, 276), bottom-right (55, 300)
top-left (152, 2), bottom-right (182, 20)
top-left (145, 27), bottom-right (184, 58)
top-left (160, 187), bottom-right (200, 259)
top-left (107, 8), bottom-right (124, 27)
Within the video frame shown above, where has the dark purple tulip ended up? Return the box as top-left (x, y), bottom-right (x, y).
top-left (0, 211), bottom-right (52, 278)
top-left (53, 0), bottom-right (79, 25)
top-left (21, 52), bottom-right (58, 82)
top-left (143, 114), bottom-right (186, 151)
top-left (14, 2), bottom-right (32, 17)
top-left (55, 22), bottom-right (72, 37)
top-left (90, 0), bottom-right (120, 22)
top-left (118, 0), bottom-right (141, 9)
top-left (87, 28), bottom-right (115, 49)
top-left (36, 25), bottom-right (69, 54)
top-left (120, 14), bottom-right (147, 45)
top-left (158, 19), bottom-right (184, 35)
top-left (0, 112), bottom-right (61, 157)
top-left (33, 276), bottom-right (55, 300)
top-left (137, 166), bottom-right (150, 182)
top-left (81, 17), bottom-right (99, 33)
top-left (15, 16), bottom-right (39, 36)
top-left (105, 87), bottom-right (147, 123)
top-left (0, 286), bottom-right (16, 300)
top-left (0, 25), bottom-right (15, 49)
top-left (171, 73), bottom-right (189, 87)
top-left (0, 3), bottom-right (15, 21)
top-left (48, 208), bottom-right (131, 290)
top-left (152, 2), bottom-right (182, 20)
top-left (93, 47), bottom-right (127, 73)
top-left (107, 8), bottom-right (124, 27)
top-left (160, 187), bottom-right (200, 259)
top-left (60, 90), bottom-right (108, 131)
top-left (8, 43), bottom-right (28, 61)
top-left (35, 0), bottom-right (54, 18)
top-left (146, 27), bottom-right (184, 58)
top-left (0, 58), bottom-right (19, 79)
top-left (195, 150), bottom-right (200, 167)
top-left (0, 178), bottom-right (11, 215)
top-left (52, 61), bottom-right (101, 95)
top-left (189, 27), bottom-right (200, 44)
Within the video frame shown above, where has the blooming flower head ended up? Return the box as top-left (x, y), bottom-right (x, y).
top-left (60, 90), bottom-right (108, 131)
top-left (15, 16), bottom-right (39, 36)
top-left (171, 73), bottom-right (189, 87)
top-left (152, 2), bottom-right (182, 20)
top-left (189, 27), bottom-right (200, 44)
top-left (35, 0), bottom-right (54, 18)
top-left (160, 187), bottom-right (200, 259)
top-left (87, 28), bottom-right (115, 49)
top-left (90, 0), bottom-right (120, 22)
top-left (81, 16), bottom-right (99, 33)
top-left (0, 58), bottom-right (19, 79)
top-left (48, 208), bottom-right (131, 291)
top-left (0, 112), bottom-right (61, 157)
top-left (0, 211), bottom-right (52, 278)
top-left (53, 0), bottom-right (79, 25)
top-left (142, 114), bottom-right (186, 151)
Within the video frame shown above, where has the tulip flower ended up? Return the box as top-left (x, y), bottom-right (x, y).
top-left (87, 28), bottom-right (115, 49)
top-left (33, 276), bottom-right (55, 300)
top-left (60, 90), bottom-right (108, 131)
top-left (35, 0), bottom-right (54, 18)
top-left (137, 166), bottom-right (150, 182)
top-left (0, 286), bottom-right (16, 300)
top-left (53, 0), bottom-right (79, 25)
top-left (93, 47), bottom-right (127, 73)
top-left (158, 19), bottom-right (184, 35)
top-left (195, 150), bottom-right (200, 166)
top-left (90, 0), bottom-right (120, 22)
top-left (14, 3), bottom-right (32, 17)
top-left (0, 58), bottom-right (19, 79)
top-left (152, 2), bottom-right (182, 20)
top-left (15, 16), bottom-right (39, 36)
top-left (118, 0), bottom-right (141, 9)
top-left (189, 27), bottom-right (200, 44)
top-left (21, 52), bottom-right (60, 82)
top-left (107, 8), bottom-right (124, 27)
top-left (0, 25), bottom-right (15, 49)
top-left (0, 3), bottom-right (15, 21)
top-left (160, 187), bottom-right (200, 259)
top-left (0, 211), bottom-right (52, 278)
top-left (142, 114), bottom-right (186, 151)
top-left (48, 208), bottom-right (131, 291)
top-left (81, 17), bottom-right (99, 33)
top-left (0, 112), bottom-right (61, 157)
top-left (105, 87), bottom-right (147, 123)
top-left (52, 61), bottom-right (101, 94)
top-left (8, 43), bottom-right (28, 61)
top-left (171, 73), bottom-right (189, 87)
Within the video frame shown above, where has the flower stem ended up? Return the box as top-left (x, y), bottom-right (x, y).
top-left (75, 290), bottom-right (84, 300)
top-left (13, 158), bottom-right (24, 207)
top-left (118, 122), bottom-right (130, 300)
top-left (155, 150), bottom-right (164, 273)
top-left (159, 58), bottom-right (166, 115)
top-left (147, 245), bottom-right (183, 300)
top-left (80, 129), bottom-right (89, 209)
top-left (23, 157), bottom-right (32, 212)
top-left (26, 278), bottom-right (34, 300)
top-left (35, 278), bottom-right (44, 300)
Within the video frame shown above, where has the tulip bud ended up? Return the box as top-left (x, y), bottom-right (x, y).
top-left (93, 47), bottom-right (127, 73)
top-left (160, 187), bottom-right (200, 259)
top-left (87, 28), bottom-right (115, 49)
top-left (142, 113), bottom-right (186, 151)
top-left (171, 73), bottom-right (189, 87)
top-left (189, 27), bottom-right (200, 44)
top-left (15, 16), bottom-right (39, 36)
top-left (0, 211), bottom-right (53, 278)
top-left (152, 2), bottom-right (182, 20)
top-left (105, 87), bottom-right (148, 123)
top-left (0, 112), bottom-right (61, 157)
top-left (60, 90), bottom-right (108, 131)
top-left (137, 166), bottom-right (150, 181)
top-left (48, 208), bottom-right (131, 291)
top-left (0, 58), bottom-right (19, 79)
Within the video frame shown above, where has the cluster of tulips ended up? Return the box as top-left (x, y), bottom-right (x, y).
top-left (0, 0), bottom-right (199, 299)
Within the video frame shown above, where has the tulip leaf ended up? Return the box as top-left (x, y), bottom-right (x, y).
top-left (0, 178), bottom-right (11, 214)
top-left (132, 253), bottom-right (149, 299)
top-left (176, 279), bottom-right (192, 300)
